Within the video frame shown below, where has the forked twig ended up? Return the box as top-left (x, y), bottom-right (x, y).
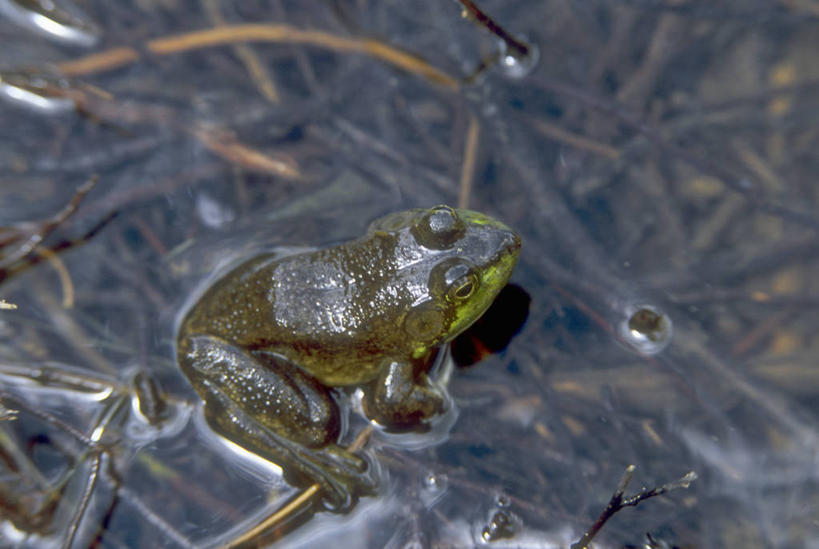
top-left (0, 177), bottom-right (99, 270)
top-left (571, 465), bottom-right (697, 549)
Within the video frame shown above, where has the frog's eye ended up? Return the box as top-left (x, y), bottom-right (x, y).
top-left (443, 262), bottom-right (479, 302)
top-left (411, 205), bottom-right (466, 249)
top-left (450, 276), bottom-right (476, 300)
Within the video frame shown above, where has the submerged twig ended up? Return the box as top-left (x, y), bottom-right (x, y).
top-left (225, 425), bottom-right (374, 548)
top-left (0, 176), bottom-right (99, 270)
top-left (57, 24), bottom-right (459, 90)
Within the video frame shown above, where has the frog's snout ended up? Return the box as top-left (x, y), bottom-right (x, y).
top-left (492, 227), bottom-right (522, 261)
top-left (504, 230), bottom-right (522, 254)
top-left (481, 227), bottom-right (521, 285)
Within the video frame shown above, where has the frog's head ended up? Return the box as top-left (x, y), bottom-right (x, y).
top-left (369, 205), bottom-right (521, 357)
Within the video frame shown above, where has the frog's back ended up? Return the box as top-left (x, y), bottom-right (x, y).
top-left (179, 235), bottom-right (421, 384)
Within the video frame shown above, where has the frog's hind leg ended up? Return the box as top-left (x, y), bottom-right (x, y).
top-left (178, 335), bottom-right (378, 511)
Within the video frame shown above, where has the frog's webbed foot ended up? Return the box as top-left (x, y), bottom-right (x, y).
top-left (179, 335), bottom-right (379, 511)
top-left (362, 360), bottom-right (446, 430)
top-left (202, 388), bottom-right (378, 511)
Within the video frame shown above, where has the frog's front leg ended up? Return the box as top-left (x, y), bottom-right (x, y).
top-left (362, 359), bottom-right (447, 429)
top-left (178, 335), bottom-right (377, 511)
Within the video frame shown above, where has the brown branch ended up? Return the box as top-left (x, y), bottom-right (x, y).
top-left (455, 0), bottom-right (531, 59)
top-left (571, 465), bottom-right (697, 549)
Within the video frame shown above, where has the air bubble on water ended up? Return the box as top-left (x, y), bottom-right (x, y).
top-left (196, 193), bottom-right (235, 229)
top-left (420, 471), bottom-right (448, 506)
top-left (423, 472), bottom-right (444, 490)
top-left (498, 38), bottom-right (540, 79)
top-left (480, 508), bottom-right (521, 543)
top-left (619, 304), bottom-right (673, 355)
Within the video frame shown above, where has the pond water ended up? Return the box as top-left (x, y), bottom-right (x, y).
top-left (1, 1), bottom-right (818, 547)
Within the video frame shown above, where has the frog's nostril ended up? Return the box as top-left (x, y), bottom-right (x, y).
top-left (504, 231), bottom-right (522, 252)
top-left (486, 230), bottom-right (521, 266)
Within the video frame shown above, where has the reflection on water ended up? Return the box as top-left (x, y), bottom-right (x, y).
top-left (0, 0), bottom-right (99, 47)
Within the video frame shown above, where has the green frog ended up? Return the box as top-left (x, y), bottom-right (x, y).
top-left (176, 205), bottom-right (521, 511)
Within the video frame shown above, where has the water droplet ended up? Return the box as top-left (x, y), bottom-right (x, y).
top-left (480, 508), bottom-right (521, 542)
top-left (619, 305), bottom-right (673, 355)
top-left (498, 38), bottom-right (540, 79)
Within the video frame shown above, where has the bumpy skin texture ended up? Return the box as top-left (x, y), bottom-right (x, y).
top-left (177, 205), bottom-right (521, 510)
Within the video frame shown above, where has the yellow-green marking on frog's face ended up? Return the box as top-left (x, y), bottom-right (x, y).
top-left (176, 204), bottom-right (521, 512)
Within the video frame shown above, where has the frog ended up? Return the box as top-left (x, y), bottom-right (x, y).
top-left (176, 205), bottom-right (521, 511)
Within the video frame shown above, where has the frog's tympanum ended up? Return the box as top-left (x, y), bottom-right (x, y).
top-left (177, 205), bottom-right (521, 511)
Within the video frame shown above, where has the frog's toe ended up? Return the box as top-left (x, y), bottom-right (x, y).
top-left (308, 448), bottom-right (380, 512)
top-left (334, 448), bottom-right (380, 494)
